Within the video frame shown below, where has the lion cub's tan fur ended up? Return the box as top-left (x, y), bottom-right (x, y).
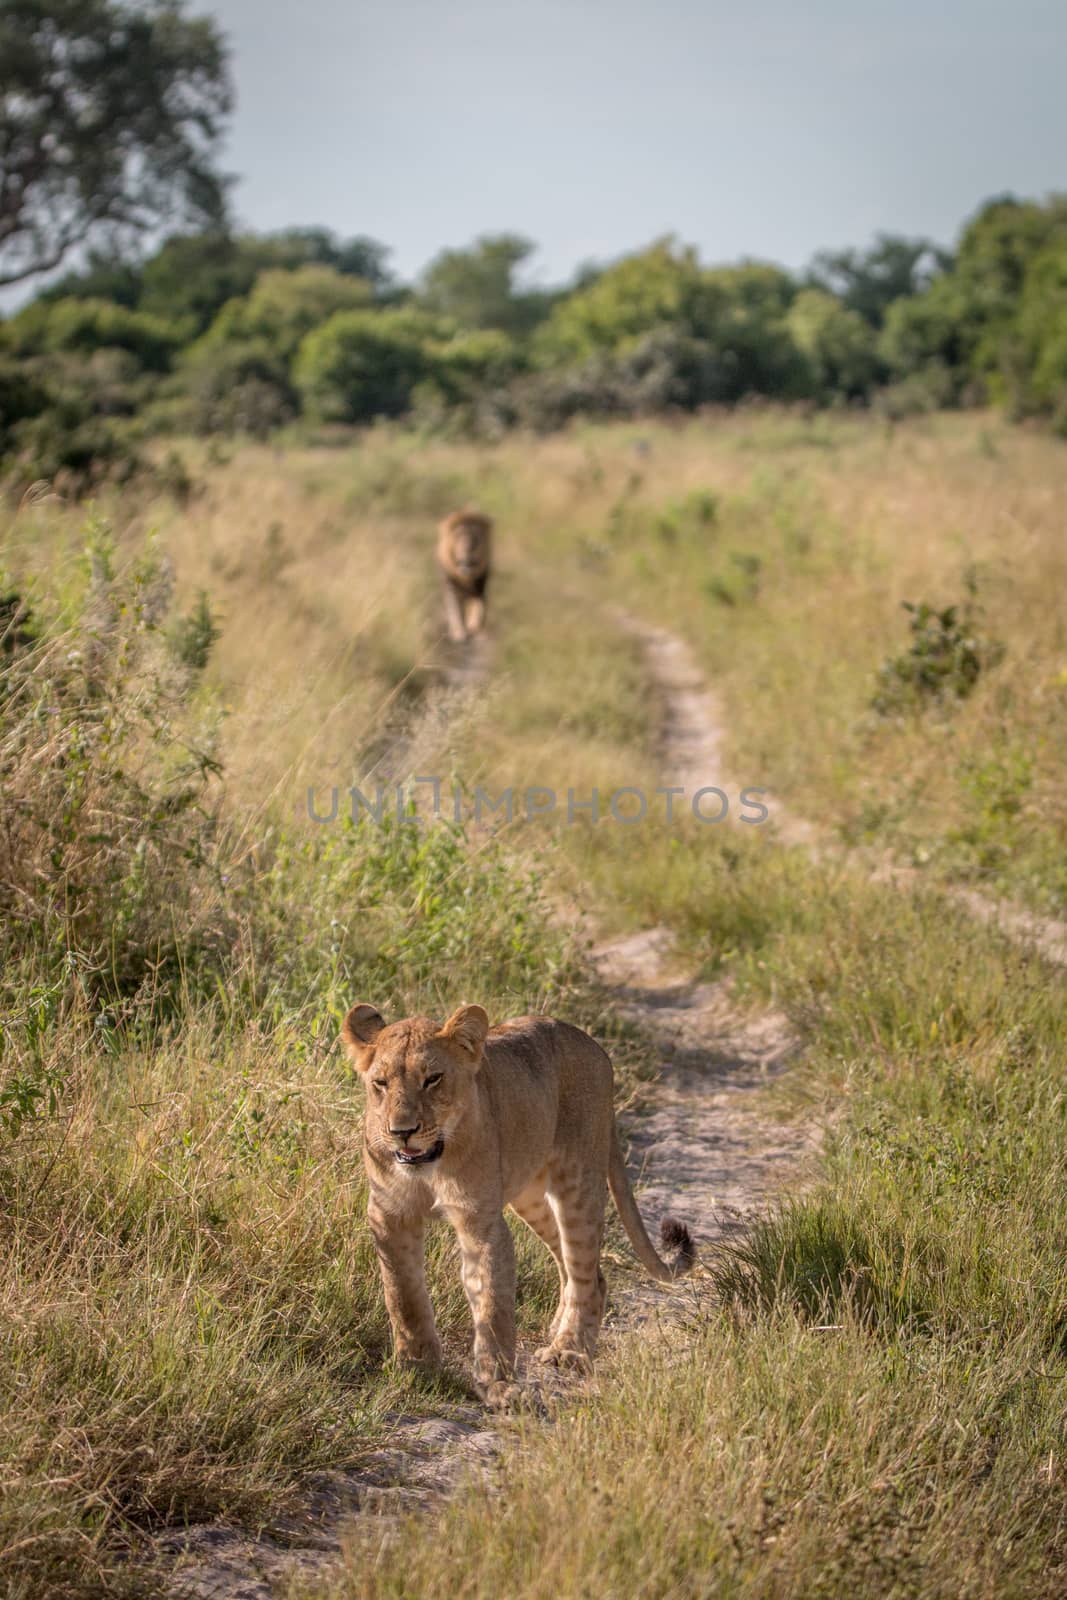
top-left (342, 1003), bottom-right (693, 1406)
top-left (436, 510), bottom-right (491, 642)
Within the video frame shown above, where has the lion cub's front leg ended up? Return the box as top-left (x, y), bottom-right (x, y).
top-left (452, 1211), bottom-right (518, 1408)
top-left (367, 1203), bottom-right (442, 1368)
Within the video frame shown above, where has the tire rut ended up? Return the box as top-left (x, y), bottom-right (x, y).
top-left (590, 614), bottom-right (812, 1331)
top-left (617, 611), bottom-right (1067, 967)
top-left (159, 616), bottom-right (815, 1596)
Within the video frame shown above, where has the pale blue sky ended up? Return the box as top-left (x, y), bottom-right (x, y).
top-left (135, 0), bottom-right (1067, 286)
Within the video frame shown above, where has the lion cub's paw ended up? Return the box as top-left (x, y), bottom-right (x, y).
top-left (479, 1378), bottom-right (522, 1411)
top-left (532, 1344), bottom-right (593, 1373)
top-left (396, 1343), bottom-right (444, 1371)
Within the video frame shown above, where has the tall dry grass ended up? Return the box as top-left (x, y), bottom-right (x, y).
top-left (3, 407), bottom-right (1067, 1597)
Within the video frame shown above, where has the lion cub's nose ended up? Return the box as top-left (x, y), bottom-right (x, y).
top-left (390, 1124), bottom-right (419, 1141)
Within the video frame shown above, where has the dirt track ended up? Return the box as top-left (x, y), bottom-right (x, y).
top-left (160, 617), bottom-right (816, 1598)
top-left (166, 605), bottom-right (1067, 1596)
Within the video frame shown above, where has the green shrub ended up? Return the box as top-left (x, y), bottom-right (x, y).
top-left (167, 589), bottom-right (220, 670)
top-left (194, 264), bottom-right (375, 362)
top-left (175, 338), bottom-right (297, 436)
top-left (295, 308), bottom-right (446, 423)
top-left (4, 398), bottom-right (145, 497)
top-left (787, 288), bottom-right (881, 400)
top-left (0, 356), bottom-right (51, 455)
top-left (0, 525), bottom-right (226, 1012)
top-left (4, 296), bottom-right (182, 372)
top-left (872, 581), bottom-right (1001, 713)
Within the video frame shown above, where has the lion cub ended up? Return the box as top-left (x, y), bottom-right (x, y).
top-left (342, 1002), bottom-right (693, 1406)
top-left (436, 510), bottom-right (491, 642)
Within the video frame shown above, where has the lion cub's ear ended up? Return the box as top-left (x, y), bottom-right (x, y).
top-left (438, 1004), bottom-right (489, 1064)
top-left (341, 1003), bottom-right (386, 1070)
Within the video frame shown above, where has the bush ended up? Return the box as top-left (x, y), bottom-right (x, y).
top-left (877, 277), bottom-right (976, 404)
top-left (175, 339), bottom-right (297, 437)
top-left (168, 589), bottom-right (220, 670)
top-left (295, 308), bottom-right (447, 423)
top-left (3, 297), bottom-right (182, 372)
top-left (0, 356), bottom-right (50, 456)
top-left (872, 581), bottom-right (1002, 714)
top-left (787, 288), bottom-right (881, 401)
top-left (503, 328), bottom-right (765, 430)
top-left (1007, 240), bottom-right (1067, 423)
top-left (0, 525), bottom-right (226, 1010)
top-left (432, 329), bottom-right (523, 396)
top-left (533, 246), bottom-right (807, 406)
top-left (533, 239), bottom-right (724, 363)
top-left (4, 397), bottom-right (145, 497)
top-left (194, 264), bottom-right (375, 363)
top-left (872, 363), bottom-right (960, 420)
top-left (1, 340), bottom-right (159, 496)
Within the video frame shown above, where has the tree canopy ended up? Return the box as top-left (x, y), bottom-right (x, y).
top-left (0, 0), bottom-right (232, 287)
top-left (807, 234), bottom-right (951, 328)
top-left (4, 189), bottom-right (1067, 490)
top-left (419, 234), bottom-right (551, 336)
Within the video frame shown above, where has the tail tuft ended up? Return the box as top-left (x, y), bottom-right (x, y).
top-left (660, 1216), bottom-right (696, 1275)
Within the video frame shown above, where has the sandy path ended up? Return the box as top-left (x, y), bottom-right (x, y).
top-left (588, 615), bottom-right (811, 1330)
top-left (619, 612), bottom-right (1067, 966)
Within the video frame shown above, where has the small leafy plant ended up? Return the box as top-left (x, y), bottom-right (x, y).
top-left (872, 575), bottom-right (1001, 713)
top-left (168, 588), bottom-right (220, 670)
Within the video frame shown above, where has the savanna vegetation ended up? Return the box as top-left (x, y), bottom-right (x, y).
top-left (3, 10), bottom-right (1067, 501)
top-left (6, 193), bottom-right (1067, 497)
top-left (3, 4), bottom-right (1066, 1597)
top-left (2, 410), bottom-right (1066, 1597)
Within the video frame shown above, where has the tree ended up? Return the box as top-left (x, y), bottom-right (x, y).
top-left (534, 239), bottom-right (720, 363)
top-left (420, 234), bottom-right (550, 335)
top-left (0, 0), bottom-right (232, 288)
top-left (950, 195), bottom-right (1067, 380)
top-left (876, 276), bottom-right (973, 403)
top-left (295, 308), bottom-right (448, 423)
top-left (952, 196), bottom-right (1065, 315)
top-left (135, 228), bottom-right (394, 336)
top-left (430, 329), bottom-right (522, 406)
top-left (808, 235), bottom-right (951, 327)
top-left (40, 247), bottom-right (144, 307)
top-left (3, 294), bottom-right (181, 369)
top-left (192, 264), bottom-right (374, 362)
top-left (534, 243), bottom-right (806, 402)
top-left (178, 339), bottom-right (296, 436)
top-left (787, 289), bottom-right (880, 400)
top-left (702, 262), bottom-right (806, 399)
top-left (138, 232), bottom-right (264, 333)
top-left (265, 227), bottom-right (394, 291)
top-left (1007, 240), bottom-right (1067, 425)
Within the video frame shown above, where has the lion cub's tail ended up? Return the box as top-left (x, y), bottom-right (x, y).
top-left (608, 1132), bottom-right (695, 1283)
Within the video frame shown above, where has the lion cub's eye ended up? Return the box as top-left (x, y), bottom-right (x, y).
top-left (371, 1079), bottom-right (387, 1094)
top-left (423, 1073), bottom-right (443, 1089)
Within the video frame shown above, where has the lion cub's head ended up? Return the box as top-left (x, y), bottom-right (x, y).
top-left (341, 1003), bottom-right (489, 1168)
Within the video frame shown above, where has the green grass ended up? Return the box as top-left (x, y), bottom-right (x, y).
top-left (318, 873), bottom-right (1067, 1600)
top-left (4, 410), bottom-right (1067, 1597)
top-left (0, 502), bottom-right (616, 1596)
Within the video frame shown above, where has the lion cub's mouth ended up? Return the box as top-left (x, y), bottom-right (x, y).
top-left (394, 1139), bottom-right (445, 1167)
